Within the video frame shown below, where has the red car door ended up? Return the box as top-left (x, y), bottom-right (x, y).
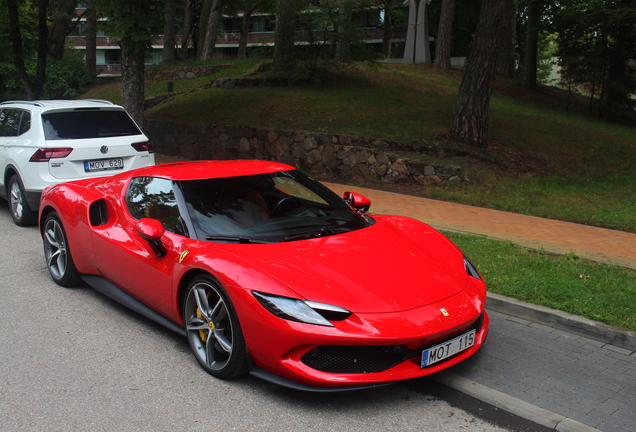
top-left (90, 176), bottom-right (188, 321)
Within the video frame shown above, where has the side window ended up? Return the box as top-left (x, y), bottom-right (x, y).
top-left (18, 110), bottom-right (31, 135)
top-left (126, 177), bottom-right (185, 235)
top-left (0, 109), bottom-right (21, 137)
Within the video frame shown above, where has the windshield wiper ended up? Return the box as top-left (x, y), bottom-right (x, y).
top-left (284, 226), bottom-right (349, 242)
top-left (205, 236), bottom-right (270, 244)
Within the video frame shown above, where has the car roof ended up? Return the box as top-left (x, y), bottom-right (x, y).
top-left (130, 160), bottom-right (296, 181)
top-left (0, 99), bottom-right (122, 112)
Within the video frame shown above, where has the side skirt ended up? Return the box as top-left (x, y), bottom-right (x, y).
top-left (82, 275), bottom-right (186, 337)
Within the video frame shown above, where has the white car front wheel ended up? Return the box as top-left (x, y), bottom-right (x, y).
top-left (8, 175), bottom-right (36, 227)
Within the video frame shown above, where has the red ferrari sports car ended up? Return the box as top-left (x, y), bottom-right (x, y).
top-left (39, 160), bottom-right (488, 391)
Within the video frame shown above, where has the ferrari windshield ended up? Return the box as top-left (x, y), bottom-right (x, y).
top-left (179, 170), bottom-right (369, 243)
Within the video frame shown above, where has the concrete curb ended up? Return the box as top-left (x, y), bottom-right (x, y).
top-left (431, 372), bottom-right (601, 432)
top-left (486, 292), bottom-right (636, 352)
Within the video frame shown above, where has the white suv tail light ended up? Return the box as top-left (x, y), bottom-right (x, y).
top-left (131, 141), bottom-right (154, 153)
top-left (29, 148), bottom-right (74, 162)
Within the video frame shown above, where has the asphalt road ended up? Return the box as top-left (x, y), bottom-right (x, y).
top-left (0, 200), bottom-right (514, 432)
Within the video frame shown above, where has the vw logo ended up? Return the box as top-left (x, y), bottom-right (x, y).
top-left (100, 145), bottom-right (109, 154)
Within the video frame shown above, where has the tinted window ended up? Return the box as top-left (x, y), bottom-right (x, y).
top-left (126, 177), bottom-right (185, 235)
top-left (0, 109), bottom-right (22, 137)
top-left (180, 169), bottom-right (369, 243)
top-left (18, 111), bottom-right (31, 135)
top-left (42, 109), bottom-right (142, 140)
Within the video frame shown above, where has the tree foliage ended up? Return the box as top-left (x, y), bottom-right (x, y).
top-left (553, 0), bottom-right (636, 123)
top-left (0, 47), bottom-right (93, 98)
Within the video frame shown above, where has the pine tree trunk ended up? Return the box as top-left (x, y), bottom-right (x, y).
top-left (163, 0), bottom-right (176, 65)
top-left (199, 0), bottom-right (220, 60)
top-left (381, 0), bottom-right (394, 59)
top-left (273, 0), bottom-right (297, 71)
top-left (47, 0), bottom-right (77, 60)
top-left (34, 0), bottom-right (49, 99)
top-left (85, 0), bottom-right (97, 73)
top-left (7, 0), bottom-right (35, 99)
top-left (121, 43), bottom-right (146, 126)
top-left (179, 0), bottom-right (194, 60)
top-left (238, 2), bottom-right (254, 59)
top-left (336, 0), bottom-right (354, 63)
top-left (523, 0), bottom-right (540, 89)
top-left (450, 0), bottom-right (511, 148)
top-left (497, 2), bottom-right (516, 77)
top-left (197, 0), bottom-right (213, 60)
top-left (200, 1), bottom-right (220, 61)
top-left (434, 0), bottom-right (455, 69)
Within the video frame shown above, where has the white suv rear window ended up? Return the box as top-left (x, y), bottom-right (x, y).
top-left (43, 109), bottom-right (142, 140)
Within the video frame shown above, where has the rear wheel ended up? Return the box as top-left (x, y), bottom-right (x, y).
top-left (43, 212), bottom-right (82, 287)
top-left (9, 175), bottom-right (36, 227)
top-left (183, 275), bottom-right (248, 379)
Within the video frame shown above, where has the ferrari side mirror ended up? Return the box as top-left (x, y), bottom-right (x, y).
top-left (343, 191), bottom-right (371, 213)
top-left (136, 218), bottom-right (167, 257)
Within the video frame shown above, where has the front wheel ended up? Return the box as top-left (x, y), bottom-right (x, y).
top-left (43, 212), bottom-right (82, 287)
top-left (183, 275), bottom-right (248, 379)
top-left (8, 175), bottom-right (36, 226)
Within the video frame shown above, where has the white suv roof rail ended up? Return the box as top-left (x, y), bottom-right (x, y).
top-left (0, 99), bottom-right (116, 108)
top-left (0, 101), bottom-right (45, 107)
top-left (81, 99), bottom-right (115, 105)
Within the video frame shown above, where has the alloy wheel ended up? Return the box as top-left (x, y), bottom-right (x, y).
top-left (185, 281), bottom-right (234, 372)
top-left (10, 180), bottom-right (24, 221)
top-left (44, 217), bottom-right (69, 281)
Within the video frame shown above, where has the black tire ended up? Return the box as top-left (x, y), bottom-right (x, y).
top-left (8, 175), bottom-right (37, 227)
top-left (42, 212), bottom-right (82, 287)
top-left (183, 275), bottom-right (248, 379)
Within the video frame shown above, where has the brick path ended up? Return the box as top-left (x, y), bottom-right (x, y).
top-left (324, 183), bottom-right (636, 269)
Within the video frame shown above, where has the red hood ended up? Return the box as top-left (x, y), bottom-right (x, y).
top-left (216, 216), bottom-right (469, 313)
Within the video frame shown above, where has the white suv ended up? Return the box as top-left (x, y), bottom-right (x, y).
top-left (0, 100), bottom-right (155, 226)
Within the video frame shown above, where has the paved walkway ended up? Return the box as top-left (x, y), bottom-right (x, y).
top-left (156, 157), bottom-right (636, 431)
top-left (324, 183), bottom-right (636, 269)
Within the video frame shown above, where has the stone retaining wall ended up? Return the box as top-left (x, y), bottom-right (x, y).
top-left (144, 64), bottom-right (230, 81)
top-left (144, 120), bottom-right (465, 185)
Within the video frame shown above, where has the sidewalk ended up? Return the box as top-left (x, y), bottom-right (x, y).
top-left (324, 182), bottom-right (636, 432)
top-left (324, 183), bottom-right (636, 270)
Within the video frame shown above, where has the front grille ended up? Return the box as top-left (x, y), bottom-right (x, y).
top-left (301, 313), bottom-right (484, 374)
top-left (301, 344), bottom-right (419, 373)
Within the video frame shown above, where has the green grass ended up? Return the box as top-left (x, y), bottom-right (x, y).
top-left (447, 232), bottom-right (636, 331)
top-left (144, 64), bottom-right (459, 141)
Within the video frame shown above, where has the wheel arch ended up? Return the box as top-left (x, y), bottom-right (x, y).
top-left (2, 164), bottom-right (19, 196)
top-left (176, 269), bottom-right (219, 324)
top-left (38, 205), bottom-right (58, 235)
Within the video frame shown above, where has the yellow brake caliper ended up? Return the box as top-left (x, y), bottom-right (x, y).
top-left (196, 291), bottom-right (215, 342)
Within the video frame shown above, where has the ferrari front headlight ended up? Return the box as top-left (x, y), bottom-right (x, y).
top-left (464, 256), bottom-right (481, 280)
top-left (253, 292), bottom-right (351, 326)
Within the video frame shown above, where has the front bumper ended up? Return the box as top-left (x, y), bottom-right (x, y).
top-left (233, 283), bottom-right (489, 389)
